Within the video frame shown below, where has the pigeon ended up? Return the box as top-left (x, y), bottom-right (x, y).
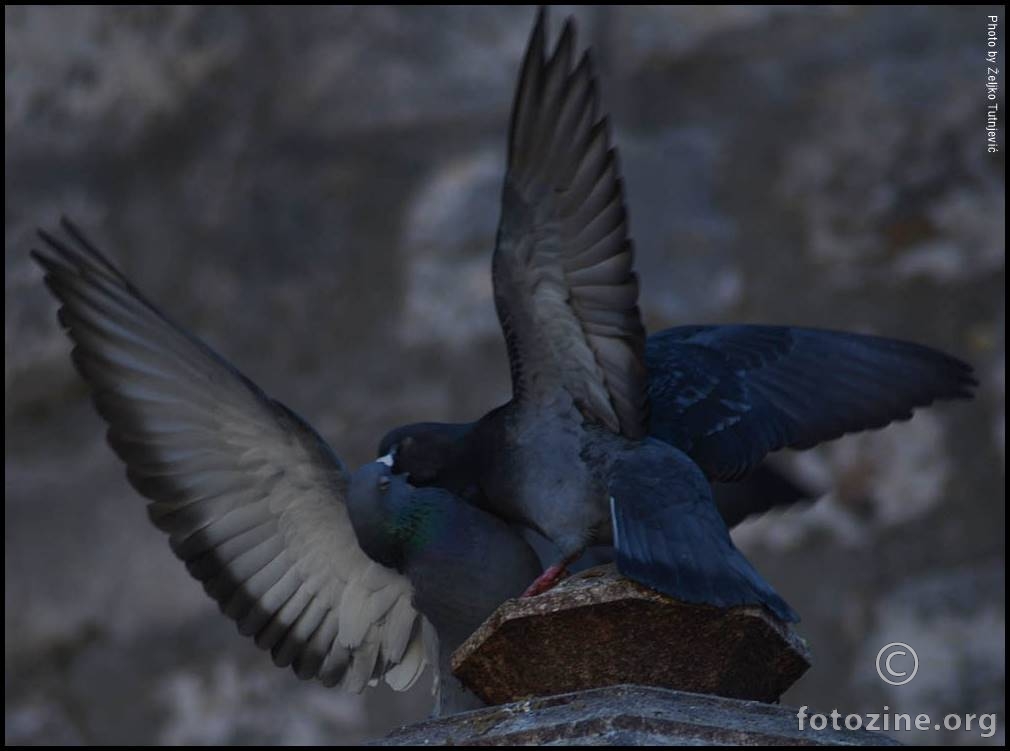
top-left (380, 9), bottom-right (976, 621)
top-left (31, 219), bottom-right (542, 715)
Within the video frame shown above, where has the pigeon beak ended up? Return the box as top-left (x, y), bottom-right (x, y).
top-left (377, 450), bottom-right (395, 467)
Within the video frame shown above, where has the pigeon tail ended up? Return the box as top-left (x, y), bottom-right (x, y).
top-left (609, 439), bottom-right (799, 623)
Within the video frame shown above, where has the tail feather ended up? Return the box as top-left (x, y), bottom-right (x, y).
top-left (610, 440), bottom-right (799, 623)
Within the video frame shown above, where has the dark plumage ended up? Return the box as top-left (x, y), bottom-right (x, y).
top-left (609, 440), bottom-right (798, 622)
top-left (382, 9), bottom-right (802, 620)
top-left (32, 219), bottom-right (540, 714)
top-left (381, 9), bottom-right (976, 622)
top-left (646, 325), bottom-right (977, 481)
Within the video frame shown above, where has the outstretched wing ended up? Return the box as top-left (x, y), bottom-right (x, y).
top-left (493, 9), bottom-right (648, 438)
top-left (32, 219), bottom-right (430, 693)
top-left (647, 325), bottom-right (977, 481)
top-left (609, 439), bottom-right (798, 623)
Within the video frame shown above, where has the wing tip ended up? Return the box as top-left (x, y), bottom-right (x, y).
top-left (533, 5), bottom-right (547, 35)
top-left (59, 214), bottom-right (78, 235)
top-left (35, 226), bottom-right (62, 255)
top-left (553, 15), bottom-right (576, 64)
top-left (29, 247), bottom-right (54, 272)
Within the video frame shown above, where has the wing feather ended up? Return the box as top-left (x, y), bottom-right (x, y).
top-left (493, 10), bottom-right (647, 437)
top-left (32, 219), bottom-right (433, 692)
top-left (647, 325), bottom-right (977, 480)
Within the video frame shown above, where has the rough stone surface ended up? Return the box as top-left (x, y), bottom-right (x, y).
top-left (453, 565), bottom-right (810, 705)
top-left (380, 684), bottom-right (901, 746)
top-left (5, 5), bottom-right (1003, 746)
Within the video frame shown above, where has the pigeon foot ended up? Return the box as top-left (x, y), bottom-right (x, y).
top-left (521, 558), bottom-right (577, 598)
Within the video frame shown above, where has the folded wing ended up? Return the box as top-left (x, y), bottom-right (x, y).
top-left (647, 325), bottom-right (977, 481)
top-left (493, 9), bottom-right (648, 438)
top-left (33, 219), bottom-right (430, 692)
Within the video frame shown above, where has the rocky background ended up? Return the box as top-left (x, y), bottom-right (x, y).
top-left (5, 5), bottom-right (1004, 745)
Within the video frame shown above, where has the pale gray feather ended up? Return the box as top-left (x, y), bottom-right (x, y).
top-left (32, 219), bottom-right (432, 694)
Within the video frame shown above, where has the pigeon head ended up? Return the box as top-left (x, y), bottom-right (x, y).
top-left (346, 460), bottom-right (421, 570)
top-left (348, 459), bottom-right (463, 571)
top-left (349, 458), bottom-right (403, 497)
top-left (377, 421), bottom-right (474, 486)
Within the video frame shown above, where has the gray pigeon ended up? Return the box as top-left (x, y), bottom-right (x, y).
top-left (32, 220), bottom-right (541, 715)
top-left (382, 9), bottom-right (975, 621)
top-left (449, 9), bottom-right (796, 620)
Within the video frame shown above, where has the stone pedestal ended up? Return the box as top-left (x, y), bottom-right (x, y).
top-left (378, 565), bottom-right (888, 746)
top-left (381, 685), bottom-right (900, 746)
top-left (452, 564), bottom-right (810, 705)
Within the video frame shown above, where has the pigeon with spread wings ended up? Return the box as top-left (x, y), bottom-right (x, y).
top-left (382, 9), bottom-right (976, 620)
top-left (32, 219), bottom-right (541, 715)
top-left (398, 9), bottom-right (800, 620)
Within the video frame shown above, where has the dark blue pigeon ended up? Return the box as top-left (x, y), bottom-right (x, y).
top-left (380, 9), bottom-right (976, 623)
top-left (32, 220), bottom-right (541, 715)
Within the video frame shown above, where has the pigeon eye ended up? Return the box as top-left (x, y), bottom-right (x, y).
top-left (377, 476), bottom-right (392, 493)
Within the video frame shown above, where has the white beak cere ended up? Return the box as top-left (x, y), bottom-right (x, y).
top-left (376, 453), bottom-right (394, 467)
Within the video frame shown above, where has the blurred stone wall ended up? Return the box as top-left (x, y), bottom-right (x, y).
top-left (5, 5), bottom-right (1004, 745)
